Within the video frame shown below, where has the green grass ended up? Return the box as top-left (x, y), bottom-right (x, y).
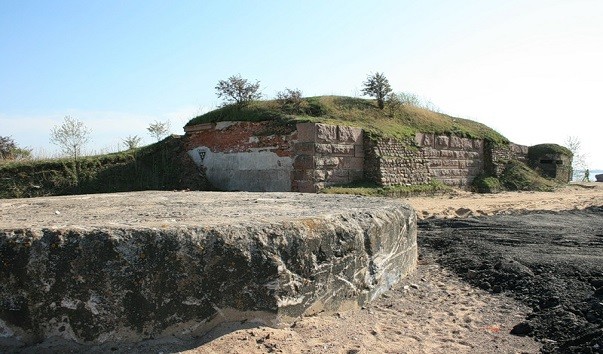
top-left (187, 96), bottom-right (509, 144)
top-left (0, 136), bottom-right (201, 199)
top-left (498, 160), bottom-right (561, 192)
top-left (321, 179), bottom-right (454, 197)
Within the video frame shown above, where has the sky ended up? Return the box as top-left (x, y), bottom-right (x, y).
top-left (1, 0), bottom-right (602, 168)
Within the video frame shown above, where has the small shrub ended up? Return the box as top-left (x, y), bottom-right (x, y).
top-left (472, 174), bottom-right (503, 193)
top-left (276, 88), bottom-right (308, 114)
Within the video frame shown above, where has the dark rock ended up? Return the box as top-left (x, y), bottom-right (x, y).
top-left (595, 174), bottom-right (603, 182)
top-left (511, 322), bottom-right (533, 336)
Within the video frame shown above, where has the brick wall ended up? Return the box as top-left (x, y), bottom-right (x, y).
top-left (184, 121), bottom-right (297, 192)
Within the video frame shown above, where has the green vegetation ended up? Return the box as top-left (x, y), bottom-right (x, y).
top-left (0, 136), bottom-right (200, 199)
top-left (362, 72), bottom-right (392, 109)
top-left (498, 160), bottom-right (560, 192)
top-left (527, 143), bottom-right (573, 164)
top-left (471, 174), bottom-right (503, 193)
top-left (321, 179), bottom-right (453, 197)
top-left (187, 96), bottom-right (509, 144)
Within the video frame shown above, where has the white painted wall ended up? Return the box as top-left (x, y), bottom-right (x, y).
top-left (188, 147), bottom-right (293, 192)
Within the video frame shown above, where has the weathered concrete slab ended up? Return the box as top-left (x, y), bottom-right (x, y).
top-left (0, 191), bottom-right (417, 347)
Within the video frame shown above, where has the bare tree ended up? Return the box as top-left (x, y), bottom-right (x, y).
top-left (215, 74), bottom-right (262, 107)
top-left (147, 121), bottom-right (171, 141)
top-left (276, 88), bottom-right (306, 112)
top-left (565, 136), bottom-right (588, 180)
top-left (122, 135), bottom-right (142, 150)
top-left (50, 116), bottom-right (91, 163)
top-left (362, 72), bottom-right (392, 109)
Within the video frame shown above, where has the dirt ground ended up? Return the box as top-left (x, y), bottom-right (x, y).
top-left (14, 183), bottom-right (603, 354)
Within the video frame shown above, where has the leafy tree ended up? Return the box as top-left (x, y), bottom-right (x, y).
top-left (122, 135), bottom-right (142, 150)
top-left (147, 121), bottom-right (171, 141)
top-left (362, 72), bottom-right (392, 109)
top-left (0, 136), bottom-right (17, 160)
top-left (0, 136), bottom-right (30, 160)
top-left (50, 116), bottom-right (91, 163)
top-left (215, 74), bottom-right (261, 107)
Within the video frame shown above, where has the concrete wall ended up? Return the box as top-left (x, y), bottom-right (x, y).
top-left (0, 192), bottom-right (417, 347)
top-left (188, 147), bottom-right (293, 192)
top-left (184, 121), bottom-right (296, 192)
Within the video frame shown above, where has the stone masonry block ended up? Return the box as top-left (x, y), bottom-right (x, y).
top-left (449, 136), bottom-right (462, 148)
top-left (294, 142), bottom-right (315, 155)
top-left (354, 145), bottom-right (364, 158)
top-left (296, 123), bottom-right (316, 142)
top-left (294, 155), bottom-right (314, 169)
top-left (419, 133), bottom-right (435, 148)
top-left (332, 144), bottom-right (355, 156)
top-left (341, 157), bottom-right (364, 170)
top-left (337, 126), bottom-right (363, 143)
top-left (315, 143), bottom-right (333, 155)
top-left (316, 124), bottom-right (338, 143)
top-left (462, 138), bottom-right (474, 150)
top-left (314, 156), bottom-right (340, 168)
top-left (435, 135), bottom-right (449, 149)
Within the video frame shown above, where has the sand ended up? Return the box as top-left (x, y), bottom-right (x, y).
top-left (21, 182), bottom-right (603, 354)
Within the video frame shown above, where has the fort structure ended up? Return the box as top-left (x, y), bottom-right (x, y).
top-left (184, 120), bottom-right (568, 193)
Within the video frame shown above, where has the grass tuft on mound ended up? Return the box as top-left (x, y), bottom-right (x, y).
top-left (187, 96), bottom-right (509, 144)
top-left (321, 179), bottom-right (453, 197)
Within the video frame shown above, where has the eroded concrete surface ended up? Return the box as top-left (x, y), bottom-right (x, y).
top-left (0, 191), bottom-right (417, 349)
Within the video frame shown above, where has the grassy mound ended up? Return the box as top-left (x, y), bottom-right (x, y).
top-left (0, 136), bottom-right (203, 199)
top-left (498, 160), bottom-right (560, 192)
top-left (187, 96), bottom-right (508, 143)
top-left (321, 180), bottom-right (453, 197)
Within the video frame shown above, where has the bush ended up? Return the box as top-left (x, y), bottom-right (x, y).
top-left (276, 88), bottom-right (308, 113)
top-left (472, 174), bottom-right (503, 193)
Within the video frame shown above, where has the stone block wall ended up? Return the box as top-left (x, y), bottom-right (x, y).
top-left (365, 133), bottom-right (485, 188)
top-left (184, 121), bottom-right (532, 192)
top-left (292, 123), bottom-right (365, 192)
top-left (486, 141), bottom-right (529, 177)
top-left (416, 133), bottom-right (484, 187)
top-left (363, 138), bottom-right (430, 186)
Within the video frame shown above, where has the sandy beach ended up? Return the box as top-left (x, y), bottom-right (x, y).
top-left (18, 183), bottom-right (603, 354)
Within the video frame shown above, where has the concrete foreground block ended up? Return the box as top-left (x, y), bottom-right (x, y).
top-left (0, 191), bottom-right (417, 347)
